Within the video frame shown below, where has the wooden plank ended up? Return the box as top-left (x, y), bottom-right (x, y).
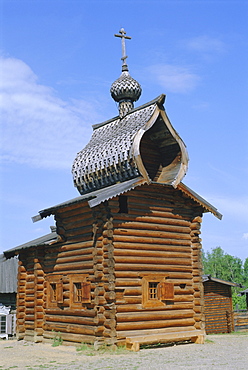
top-left (125, 329), bottom-right (205, 351)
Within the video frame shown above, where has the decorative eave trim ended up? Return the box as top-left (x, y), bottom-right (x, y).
top-left (177, 183), bottom-right (222, 220)
top-left (32, 177), bottom-right (147, 221)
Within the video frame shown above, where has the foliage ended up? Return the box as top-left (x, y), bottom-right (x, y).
top-left (202, 247), bottom-right (248, 310)
top-left (52, 331), bottom-right (63, 347)
top-left (76, 342), bottom-right (128, 356)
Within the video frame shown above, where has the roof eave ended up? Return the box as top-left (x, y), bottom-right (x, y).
top-left (202, 274), bottom-right (243, 287)
top-left (177, 182), bottom-right (222, 220)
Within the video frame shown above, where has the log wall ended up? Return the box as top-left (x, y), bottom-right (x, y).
top-left (16, 184), bottom-right (205, 345)
top-left (109, 184), bottom-right (204, 340)
top-left (203, 281), bottom-right (233, 334)
top-left (233, 310), bottom-right (248, 332)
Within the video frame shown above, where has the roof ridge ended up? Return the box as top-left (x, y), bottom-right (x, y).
top-left (92, 94), bottom-right (165, 130)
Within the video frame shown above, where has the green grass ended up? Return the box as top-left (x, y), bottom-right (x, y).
top-left (51, 331), bottom-right (63, 347)
top-left (76, 342), bottom-right (128, 356)
top-left (205, 338), bottom-right (214, 343)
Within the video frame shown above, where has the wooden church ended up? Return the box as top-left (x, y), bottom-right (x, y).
top-left (5, 29), bottom-right (222, 350)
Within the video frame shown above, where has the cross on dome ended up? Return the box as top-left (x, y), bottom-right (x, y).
top-left (111, 28), bottom-right (142, 117)
top-left (114, 28), bottom-right (131, 71)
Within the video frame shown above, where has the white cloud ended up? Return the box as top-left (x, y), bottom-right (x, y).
top-left (147, 64), bottom-right (200, 94)
top-left (186, 35), bottom-right (226, 54)
top-left (0, 56), bottom-right (102, 169)
top-left (243, 233), bottom-right (248, 240)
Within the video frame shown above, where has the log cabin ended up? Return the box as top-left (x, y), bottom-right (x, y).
top-left (202, 275), bottom-right (242, 334)
top-left (4, 29), bottom-right (222, 350)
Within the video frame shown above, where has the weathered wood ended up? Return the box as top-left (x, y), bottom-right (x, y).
top-left (113, 234), bottom-right (191, 245)
top-left (116, 318), bottom-right (195, 331)
top-left (125, 329), bottom-right (205, 351)
top-left (117, 309), bottom-right (195, 322)
top-left (114, 228), bottom-right (191, 240)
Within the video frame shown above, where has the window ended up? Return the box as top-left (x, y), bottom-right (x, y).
top-left (142, 275), bottom-right (174, 308)
top-left (0, 316), bottom-right (6, 333)
top-left (69, 274), bottom-right (91, 309)
top-left (118, 195), bottom-right (128, 213)
top-left (46, 275), bottom-right (63, 308)
top-left (149, 282), bottom-right (158, 300)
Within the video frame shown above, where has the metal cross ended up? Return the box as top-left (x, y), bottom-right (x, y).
top-left (114, 28), bottom-right (131, 66)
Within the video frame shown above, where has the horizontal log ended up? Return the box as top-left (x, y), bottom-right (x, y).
top-left (60, 240), bottom-right (95, 252)
top-left (45, 314), bottom-right (96, 326)
top-left (113, 221), bottom-right (191, 235)
top-left (113, 234), bottom-right (191, 246)
top-left (122, 287), bottom-right (142, 296)
top-left (114, 248), bottom-right (191, 259)
top-left (43, 323), bottom-right (95, 336)
top-left (57, 247), bottom-right (101, 259)
top-left (114, 271), bottom-right (192, 279)
top-left (113, 263), bottom-right (192, 273)
top-left (114, 228), bottom-right (191, 240)
top-left (116, 324), bottom-right (197, 339)
top-left (53, 261), bottom-right (93, 271)
top-left (55, 252), bottom-right (95, 265)
top-left (113, 214), bottom-right (190, 226)
top-left (116, 302), bottom-right (194, 313)
top-left (116, 318), bottom-right (195, 332)
top-left (45, 308), bottom-right (96, 317)
top-left (56, 202), bottom-right (92, 218)
top-left (118, 297), bottom-right (142, 305)
top-left (117, 309), bottom-right (194, 322)
top-left (43, 330), bottom-right (95, 344)
top-left (114, 255), bottom-right (192, 266)
top-left (62, 215), bottom-right (94, 229)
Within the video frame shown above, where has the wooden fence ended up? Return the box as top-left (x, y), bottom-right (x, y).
top-left (233, 310), bottom-right (248, 332)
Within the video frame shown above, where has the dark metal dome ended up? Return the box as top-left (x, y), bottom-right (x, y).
top-left (110, 70), bottom-right (142, 103)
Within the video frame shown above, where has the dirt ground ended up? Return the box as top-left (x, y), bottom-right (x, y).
top-left (0, 333), bottom-right (247, 370)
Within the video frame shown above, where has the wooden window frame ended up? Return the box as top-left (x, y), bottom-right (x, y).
top-left (46, 274), bottom-right (63, 308)
top-left (142, 275), bottom-right (174, 308)
top-left (69, 274), bottom-right (91, 309)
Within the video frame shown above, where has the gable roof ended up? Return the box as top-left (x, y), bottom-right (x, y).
top-left (31, 179), bottom-right (222, 223)
top-left (202, 275), bottom-right (243, 288)
top-left (4, 228), bottom-right (58, 258)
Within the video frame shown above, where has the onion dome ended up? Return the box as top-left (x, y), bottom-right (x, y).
top-left (110, 70), bottom-right (142, 103)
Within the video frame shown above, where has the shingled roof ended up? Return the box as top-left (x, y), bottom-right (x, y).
top-left (72, 94), bottom-right (189, 195)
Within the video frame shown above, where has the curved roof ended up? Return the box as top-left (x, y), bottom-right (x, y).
top-left (72, 94), bottom-right (189, 195)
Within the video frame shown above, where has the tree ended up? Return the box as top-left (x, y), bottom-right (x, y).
top-left (202, 247), bottom-right (247, 310)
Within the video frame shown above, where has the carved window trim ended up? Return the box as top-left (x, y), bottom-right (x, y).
top-left (46, 274), bottom-right (63, 308)
top-left (69, 274), bottom-right (91, 309)
top-left (142, 275), bottom-right (174, 308)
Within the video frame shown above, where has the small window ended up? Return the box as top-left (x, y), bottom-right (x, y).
top-left (73, 282), bottom-right (83, 302)
top-left (50, 283), bottom-right (57, 302)
top-left (118, 195), bottom-right (128, 213)
top-left (142, 275), bottom-right (174, 308)
top-left (149, 282), bottom-right (158, 300)
top-left (46, 275), bottom-right (63, 308)
top-left (69, 274), bottom-right (91, 309)
top-left (0, 316), bottom-right (6, 333)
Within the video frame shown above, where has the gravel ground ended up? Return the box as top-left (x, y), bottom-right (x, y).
top-left (0, 333), bottom-right (247, 370)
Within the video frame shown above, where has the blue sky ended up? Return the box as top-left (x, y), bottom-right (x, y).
top-left (0, 0), bottom-right (247, 261)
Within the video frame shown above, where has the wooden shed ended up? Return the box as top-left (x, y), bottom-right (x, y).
top-left (4, 29), bottom-right (222, 350)
top-left (0, 254), bottom-right (18, 310)
top-left (203, 275), bottom-right (242, 334)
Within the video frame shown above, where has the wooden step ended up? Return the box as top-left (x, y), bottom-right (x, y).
top-left (125, 329), bottom-right (205, 351)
